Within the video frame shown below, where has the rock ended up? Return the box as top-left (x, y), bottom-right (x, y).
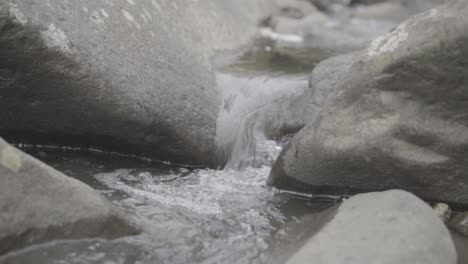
top-left (308, 51), bottom-right (358, 103)
top-left (265, 0), bottom-right (447, 64)
top-left (350, 0), bottom-right (387, 5)
top-left (351, 1), bottom-right (415, 22)
top-left (309, 0), bottom-right (351, 13)
top-left (263, 52), bottom-right (357, 138)
top-left (350, 0), bottom-right (451, 19)
top-left (0, 0), bottom-right (271, 167)
top-left (449, 212), bottom-right (468, 237)
top-left (215, 52), bottom-right (358, 169)
top-left (271, 13), bottom-right (328, 35)
top-left (269, 0), bottom-right (468, 204)
top-left (262, 90), bottom-right (316, 141)
top-left (351, 0), bottom-right (449, 10)
top-left (215, 73), bottom-right (313, 169)
top-left (433, 203), bottom-right (452, 223)
top-left (287, 190), bottom-right (457, 264)
top-left (264, 6), bottom-right (398, 64)
top-left (0, 137), bottom-right (139, 255)
top-left (274, 0), bottom-right (319, 19)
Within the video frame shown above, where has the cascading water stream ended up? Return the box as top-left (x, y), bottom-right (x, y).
top-left (215, 71), bottom-right (315, 170)
top-left (0, 51), bottom-right (338, 264)
top-left (4, 3), bottom-right (464, 262)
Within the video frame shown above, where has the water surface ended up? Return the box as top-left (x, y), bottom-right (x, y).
top-left (0, 150), bottom-right (335, 264)
top-left (0, 46), bottom-right (338, 264)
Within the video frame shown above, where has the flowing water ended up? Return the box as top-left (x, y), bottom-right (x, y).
top-left (1, 150), bottom-right (338, 264)
top-left (0, 46), bottom-right (340, 264)
top-left (2, 17), bottom-right (468, 264)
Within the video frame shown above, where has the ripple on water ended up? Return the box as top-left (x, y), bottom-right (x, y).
top-left (93, 166), bottom-right (286, 264)
top-left (96, 166), bottom-right (273, 215)
top-left (1, 44), bottom-right (339, 264)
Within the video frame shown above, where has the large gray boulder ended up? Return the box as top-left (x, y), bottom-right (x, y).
top-left (308, 51), bottom-right (358, 104)
top-left (269, 0), bottom-right (468, 204)
top-left (0, 137), bottom-right (138, 255)
top-left (262, 52), bottom-right (357, 139)
top-left (287, 190), bottom-right (457, 264)
top-left (0, 0), bottom-right (271, 167)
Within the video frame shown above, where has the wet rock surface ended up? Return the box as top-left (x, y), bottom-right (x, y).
top-left (287, 190), bottom-right (457, 264)
top-left (308, 51), bottom-right (358, 104)
top-left (0, 137), bottom-right (139, 255)
top-left (260, 0), bottom-right (446, 65)
top-left (0, 0), bottom-right (271, 166)
top-left (269, 0), bottom-right (468, 205)
top-left (351, 0), bottom-right (449, 10)
top-left (214, 42), bottom-right (357, 170)
top-left (449, 212), bottom-right (468, 237)
top-left (1, 0), bottom-right (468, 263)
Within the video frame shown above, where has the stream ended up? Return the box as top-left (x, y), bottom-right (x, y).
top-left (3, 1), bottom-right (468, 263)
top-left (1, 26), bottom-right (468, 264)
top-left (0, 46), bottom-right (339, 264)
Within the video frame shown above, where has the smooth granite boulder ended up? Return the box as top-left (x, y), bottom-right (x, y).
top-left (0, 0), bottom-right (271, 167)
top-left (308, 51), bottom-right (358, 104)
top-left (0, 137), bottom-right (139, 255)
top-left (269, 0), bottom-right (468, 205)
top-left (287, 190), bottom-right (457, 264)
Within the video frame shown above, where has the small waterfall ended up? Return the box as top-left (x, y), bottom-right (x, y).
top-left (215, 72), bottom-right (315, 170)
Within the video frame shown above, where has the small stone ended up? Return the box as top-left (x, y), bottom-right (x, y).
top-left (433, 203), bottom-right (451, 223)
top-left (0, 146), bottom-right (22, 173)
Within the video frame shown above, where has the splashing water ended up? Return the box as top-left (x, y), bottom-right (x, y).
top-left (94, 166), bottom-right (283, 263)
top-left (0, 49), bottom-right (334, 264)
top-left (215, 71), bottom-right (316, 170)
top-left (0, 150), bottom-right (333, 264)
top-left (2, 4), bottom-right (457, 262)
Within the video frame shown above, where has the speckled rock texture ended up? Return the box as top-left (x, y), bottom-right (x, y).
top-left (269, 0), bottom-right (468, 205)
top-left (0, 0), bottom-right (271, 166)
top-left (287, 190), bottom-right (457, 264)
top-left (0, 137), bottom-right (139, 255)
